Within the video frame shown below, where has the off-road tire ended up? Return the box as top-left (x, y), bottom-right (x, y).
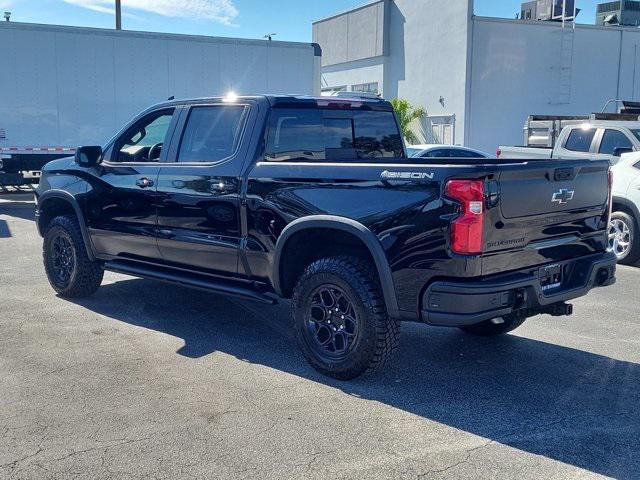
top-left (458, 313), bottom-right (526, 337)
top-left (43, 215), bottom-right (103, 298)
top-left (291, 256), bottom-right (400, 380)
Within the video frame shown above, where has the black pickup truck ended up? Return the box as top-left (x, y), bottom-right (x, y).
top-left (34, 95), bottom-right (616, 379)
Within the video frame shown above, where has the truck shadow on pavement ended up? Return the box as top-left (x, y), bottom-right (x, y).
top-left (72, 277), bottom-right (640, 479)
top-left (0, 200), bottom-right (36, 224)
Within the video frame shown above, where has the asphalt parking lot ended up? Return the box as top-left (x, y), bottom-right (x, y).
top-left (1, 192), bottom-right (639, 480)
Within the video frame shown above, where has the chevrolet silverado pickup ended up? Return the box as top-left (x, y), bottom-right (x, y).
top-left (498, 114), bottom-right (640, 162)
top-left (34, 95), bottom-right (617, 379)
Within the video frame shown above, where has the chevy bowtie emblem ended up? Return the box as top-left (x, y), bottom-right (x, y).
top-left (552, 188), bottom-right (575, 204)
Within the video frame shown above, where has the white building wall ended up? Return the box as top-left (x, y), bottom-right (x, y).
top-left (315, 0), bottom-right (474, 144)
top-left (313, 0), bottom-right (388, 67)
top-left (0, 22), bottom-right (319, 148)
top-left (386, 0), bottom-right (473, 144)
top-left (467, 18), bottom-right (640, 154)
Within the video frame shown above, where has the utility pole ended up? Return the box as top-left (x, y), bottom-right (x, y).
top-left (115, 0), bottom-right (122, 30)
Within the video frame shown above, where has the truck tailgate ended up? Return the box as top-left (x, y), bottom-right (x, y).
top-left (482, 160), bottom-right (610, 276)
top-left (499, 163), bottom-right (607, 218)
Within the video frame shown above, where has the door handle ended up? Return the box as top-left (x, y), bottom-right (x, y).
top-left (136, 178), bottom-right (154, 188)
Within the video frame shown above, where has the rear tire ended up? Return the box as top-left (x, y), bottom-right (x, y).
top-left (459, 314), bottom-right (526, 337)
top-left (43, 215), bottom-right (103, 298)
top-left (609, 211), bottom-right (640, 265)
top-left (291, 256), bottom-right (399, 380)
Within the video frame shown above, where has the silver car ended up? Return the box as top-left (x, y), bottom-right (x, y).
top-left (406, 144), bottom-right (490, 160)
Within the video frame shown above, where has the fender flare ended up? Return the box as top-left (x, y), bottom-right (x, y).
top-left (37, 190), bottom-right (97, 261)
top-left (272, 215), bottom-right (400, 319)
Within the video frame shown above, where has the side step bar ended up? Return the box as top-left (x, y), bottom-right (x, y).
top-left (103, 260), bottom-right (277, 305)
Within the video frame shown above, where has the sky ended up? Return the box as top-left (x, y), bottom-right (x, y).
top-left (0, 1), bottom-right (604, 42)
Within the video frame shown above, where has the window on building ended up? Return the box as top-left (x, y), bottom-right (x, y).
top-left (352, 82), bottom-right (379, 94)
top-left (177, 106), bottom-right (247, 163)
top-left (321, 86), bottom-right (347, 96)
top-left (599, 129), bottom-right (633, 155)
top-left (564, 128), bottom-right (596, 152)
top-left (264, 108), bottom-right (403, 162)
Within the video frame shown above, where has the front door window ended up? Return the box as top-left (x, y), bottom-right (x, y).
top-left (114, 110), bottom-right (175, 163)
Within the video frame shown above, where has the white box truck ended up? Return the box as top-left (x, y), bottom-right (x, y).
top-left (0, 22), bottom-right (321, 186)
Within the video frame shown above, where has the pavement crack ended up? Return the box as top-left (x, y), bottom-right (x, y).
top-left (1, 447), bottom-right (44, 470)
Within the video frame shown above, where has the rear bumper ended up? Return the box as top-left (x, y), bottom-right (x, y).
top-left (422, 252), bottom-right (616, 327)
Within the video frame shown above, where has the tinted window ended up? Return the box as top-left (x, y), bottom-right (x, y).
top-left (178, 106), bottom-right (247, 163)
top-left (632, 129), bottom-right (640, 142)
top-left (265, 109), bottom-right (354, 162)
top-left (423, 149), bottom-right (450, 158)
top-left (564, 128), bottom-right (596, 152)
top-left (599, 129), bottom-right (633, 155)
top-left (265, 109), bottom-right (403, 162)
top-left (449, 149), bottom-right (485, 158)
top-left (406, 147), bottom-right (423, 157)
top-left (353, 111), bottom-right (404, 159)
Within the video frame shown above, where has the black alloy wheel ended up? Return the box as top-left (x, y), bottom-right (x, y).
top-left (304, 284), bottom-right (360, 361)
top-left (49, 233), bottom-right (76, 288)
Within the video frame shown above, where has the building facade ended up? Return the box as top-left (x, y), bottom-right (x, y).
top-left (597, 1), bottom-right (640, 27)
top-left (313, 0), bottom-right (640, 153)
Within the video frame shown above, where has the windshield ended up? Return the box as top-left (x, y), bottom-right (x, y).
top-left (406, 147), bottom-right (423, 157)
top-left (632, 129), bottom-right (640, 142)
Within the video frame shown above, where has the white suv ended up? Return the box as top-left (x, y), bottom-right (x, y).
top-left (611, 152), bottom-right (640, 264)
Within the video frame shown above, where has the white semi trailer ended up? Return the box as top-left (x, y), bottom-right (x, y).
top-left (0, 21), bottom-right (321, 186)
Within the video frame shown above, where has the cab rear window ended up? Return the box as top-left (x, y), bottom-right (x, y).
top-left (265, 108), bottom-right (403, 162)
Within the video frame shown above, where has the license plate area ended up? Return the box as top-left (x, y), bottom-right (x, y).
top-left (539, 264), bottom-right (563, 293)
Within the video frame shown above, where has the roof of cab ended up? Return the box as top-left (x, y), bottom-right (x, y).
top-left (149, 94), bottom-right (394, 112)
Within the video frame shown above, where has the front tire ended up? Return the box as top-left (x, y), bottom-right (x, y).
top-left (609, 211), bottom-right (640, 265)
top-left (291, 256), bottom-right (399, 380)
top-left (43, 215), bottom-right (104, 298)
top-left (459, 314), bottom-right (526, 337)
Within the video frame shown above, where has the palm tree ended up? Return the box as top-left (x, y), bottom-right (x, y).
top-left (390, 98), bottom-right (426, 145)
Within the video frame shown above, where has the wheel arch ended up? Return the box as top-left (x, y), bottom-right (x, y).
top-left (272, 216), bottom-right (400, 319)
top-left (37, 190), bottom-right (96, 261)
top-left (612, 195), bottom-right (640, 225)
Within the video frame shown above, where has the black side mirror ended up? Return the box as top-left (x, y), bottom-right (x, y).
top-left (75, 146), bottom-right (102, 167)
top-left (612, 147), bottom-right (633, 157)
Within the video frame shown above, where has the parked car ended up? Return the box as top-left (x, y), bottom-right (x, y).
top-left (610, 152), bottom-right (640, 264)
top-left (498, 114), bottom-right (639, 162)
top-left (35, 95), bottom-right (616, 380)
top-left (406, 144), bottom-right (489, 159)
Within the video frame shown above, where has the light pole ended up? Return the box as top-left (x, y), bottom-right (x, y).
top-left (115, 0), bottom-right (121, 30)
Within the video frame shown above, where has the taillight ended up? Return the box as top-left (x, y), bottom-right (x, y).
top-left (445, 179), bottom-right (485, 255)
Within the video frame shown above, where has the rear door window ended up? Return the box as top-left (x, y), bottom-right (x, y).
top-left (177, 106), bottom-right (248, 163)
top-left (598, 129), bottom-right (633, 155)
top-left (564, 128), bottom-right (596, 152)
